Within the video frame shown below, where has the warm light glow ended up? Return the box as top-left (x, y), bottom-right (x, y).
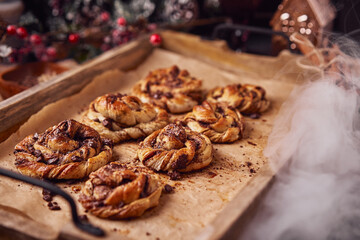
top-left (290, 43), bottom-right (296, 49)
top-left (300, 28), bottom-right (306, 34)
top-left (297, 14), bottom-right (308, 22)
top-left (306, 28), bottom-right (312, 35)
top-left (280, 13), bottom-right (290, 20)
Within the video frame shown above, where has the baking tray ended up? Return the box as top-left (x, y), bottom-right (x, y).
top-left (0, 30), bottom-right (304, 240)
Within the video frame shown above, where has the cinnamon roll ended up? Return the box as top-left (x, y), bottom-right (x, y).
top-left (137, 124), bottom-right (213, 174)
top-left (206, 84), bottom-right (270, 114)
top-left (82, 93), bottom-right (169, 143)
top-left (132, 65), bottom-right (203, 113)
top-left (183, 101), bottom-right (244, 143)
top-left (78, 162), bottom-right (163, 219)
top-left (14, 119), bottom-right (113, 179)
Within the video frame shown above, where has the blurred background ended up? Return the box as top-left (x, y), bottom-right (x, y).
top-left (0, 0), bottom-right (359, 63)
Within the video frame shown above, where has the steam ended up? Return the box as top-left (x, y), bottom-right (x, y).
top-left (241, 39), bottom-right (360, 239)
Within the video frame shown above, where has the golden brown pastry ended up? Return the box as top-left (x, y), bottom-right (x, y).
top-left (206, 84), bottom-right (270, 115)
top-left (14, 119), bottom-right (113, 179)
top-left (137, 123), bottom-right (213, 175)
top-left (82, 93), bottom-right (169, 143)
top-left (132, 65), bottom-right (203, 113)
top-left (183, 101), bottom-right (244, 143)
top-left (78, 162), bottom-right (163, 219)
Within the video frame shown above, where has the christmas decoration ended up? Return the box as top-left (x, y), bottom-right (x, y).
top-left (158, 0), bottom-right (199, 24)
top-left (68, 33), bottom-right (80, 44)
top-left (150, 33), bottom-right (162, 46)
top-left (113, 0), bottom-right (156, 23)
top-left (270, 0), bottom-right (336, 54)
top-left (16, 27), bottom-right (28, 39)
top-left (6, 25), bottom-right (17, 35)
top-left (100, 12), bottom-right (110, 22)
top-left (0, 0), bottom-right (205, 64)
top-left (0, 1), bottom-right (155, 64)
top-left (0, 45), bottom-right (12, 58)
top-left (117, 17), bottom-right (127, 26)
top-left (30, 34), bottom-right (42, 45)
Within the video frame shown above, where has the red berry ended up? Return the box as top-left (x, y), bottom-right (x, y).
top-left (46, 47), bottom-right (57, 58)
top-left (101, 44), bottom-right (111, 51)
top-left (103, 36), bottom-right (111, 44)
top-left (117, 17), bottom-right (127, 26)
top-left (30, 34), bottom-right (42, 45)
top-left (68, 33), bottom-right (80, 44)
top-left (9, 56), bottom-right (15, 63)
top-left (150, 33), bottom-right (162, 46)
top-left (101, 12), bottom-right (110, 22)
top-left (112, 29), bottom-right (122, 38)
top-left (6, 25), bottom-right (17, 35)
top-left (16, 27), bottom-right (28, 39)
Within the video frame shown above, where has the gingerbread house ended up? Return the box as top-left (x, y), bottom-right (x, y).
top-left (270, 0), bottom-right (336, 53)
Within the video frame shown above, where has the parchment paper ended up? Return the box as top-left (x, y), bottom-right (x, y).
top-left (0, 48), bottom-right (300, 240)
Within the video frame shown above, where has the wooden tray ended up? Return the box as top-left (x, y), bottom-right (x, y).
top-left (0, 30), bottom-right (302, 240)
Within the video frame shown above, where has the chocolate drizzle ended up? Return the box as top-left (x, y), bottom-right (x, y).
top-left (102, 118), bottom-right (113, 130)
top-left (171, 154), bottom-right (188, 169)
top-left (168, 171), bottom-right (181, 180)
top-left (71, 155), bottom-right (83, 162)
top-left (78, 163), bottom-right (162, 219)
top-left (135, 65), bottom-right (203, 113)
top-left (140, 175), bottom-right (149, 198)
top-left (14, 119), bottom-right (109, 168)
top-left (163, 124), bottom-right (186, 142)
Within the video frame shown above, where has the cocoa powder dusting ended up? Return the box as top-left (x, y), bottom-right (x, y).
top-left (47, 201), bottom-right (61, 211)
top-left (42, 189), bottom-right (55, 202)
top-left (168, 171), bottom-right (181, 180)
top-left (163, 184), bottom-right (174, 193)
top-left (247, 141), bottom-right (257, 146)
top-left (171, 154), bottom-right (188, 169)
top-left (207, 171), bottom-right (217, 178)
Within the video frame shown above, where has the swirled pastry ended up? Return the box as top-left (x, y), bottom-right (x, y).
top-left (137, 123), bottom-right (213, 174)
top-left (132, 65), bottom-right (203, 113)
top-left (14, 119), bottom-right (113, 179)
top-left (183, 101), bottom-right (244, 143)
top-left (78, 162), bottom-right (163, 219)
top-left (206, 84), bottom-right (270, 114)
top-left (82, 93), bottom-right (169, 143)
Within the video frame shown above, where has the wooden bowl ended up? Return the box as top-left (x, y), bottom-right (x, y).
top-left (0, 62), bottom-right (68, 99)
